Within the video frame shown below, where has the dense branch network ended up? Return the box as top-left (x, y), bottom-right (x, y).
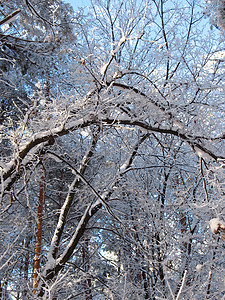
top-left (0, 1), bottom-right (224, 298)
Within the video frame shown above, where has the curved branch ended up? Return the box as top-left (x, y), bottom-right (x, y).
top-left (1, 112), bottom-right (224, 199)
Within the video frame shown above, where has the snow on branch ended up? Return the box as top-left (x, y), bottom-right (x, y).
top-left (209, 217), bottom-right (225, 234)
top-left (0, 9), bottom-right (20, 26)
top-left (1, 117), bottom-right (88, 193)
top-left (100, 117), bottom-right (225, 161)
top-left (101, 33), bottom-right (126, 79)
top-left (1, 105), bottom-right (224, 198)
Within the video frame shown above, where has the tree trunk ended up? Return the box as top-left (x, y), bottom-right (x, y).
top-left (82, 237), bottom-right (92, 300)
top-left (23, 212), bottom-right (32, 297)
top-left (33, 164), bottom-right (45, 294)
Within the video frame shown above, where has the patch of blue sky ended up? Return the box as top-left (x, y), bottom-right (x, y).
top-left (65, 0), bottom-right (90, 11)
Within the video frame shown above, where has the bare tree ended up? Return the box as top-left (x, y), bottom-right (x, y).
top-left (0, 0), bottom-right (224, 299)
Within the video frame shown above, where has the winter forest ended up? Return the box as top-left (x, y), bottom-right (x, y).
top-left (0, 0), bottom-right (225, 299)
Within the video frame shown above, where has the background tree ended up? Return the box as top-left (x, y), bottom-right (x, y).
top-left (204, 0), bottom-right (225, 31)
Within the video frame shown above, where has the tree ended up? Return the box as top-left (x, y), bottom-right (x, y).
top-left (0, 0), bottom-right (225, 299)
top-left (204, 0), bottom-right (225, 31)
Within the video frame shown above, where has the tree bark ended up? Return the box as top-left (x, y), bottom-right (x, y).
top-left (82, 237), bottom-right (92, 300)
top-left (33, 164), bottom-right (45, 294)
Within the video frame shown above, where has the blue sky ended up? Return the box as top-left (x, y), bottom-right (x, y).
top-left (66, 0), bottom-right (90, 11)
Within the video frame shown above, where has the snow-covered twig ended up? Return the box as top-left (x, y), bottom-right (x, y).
top-left (176, 270), bottom-right (187, 300)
